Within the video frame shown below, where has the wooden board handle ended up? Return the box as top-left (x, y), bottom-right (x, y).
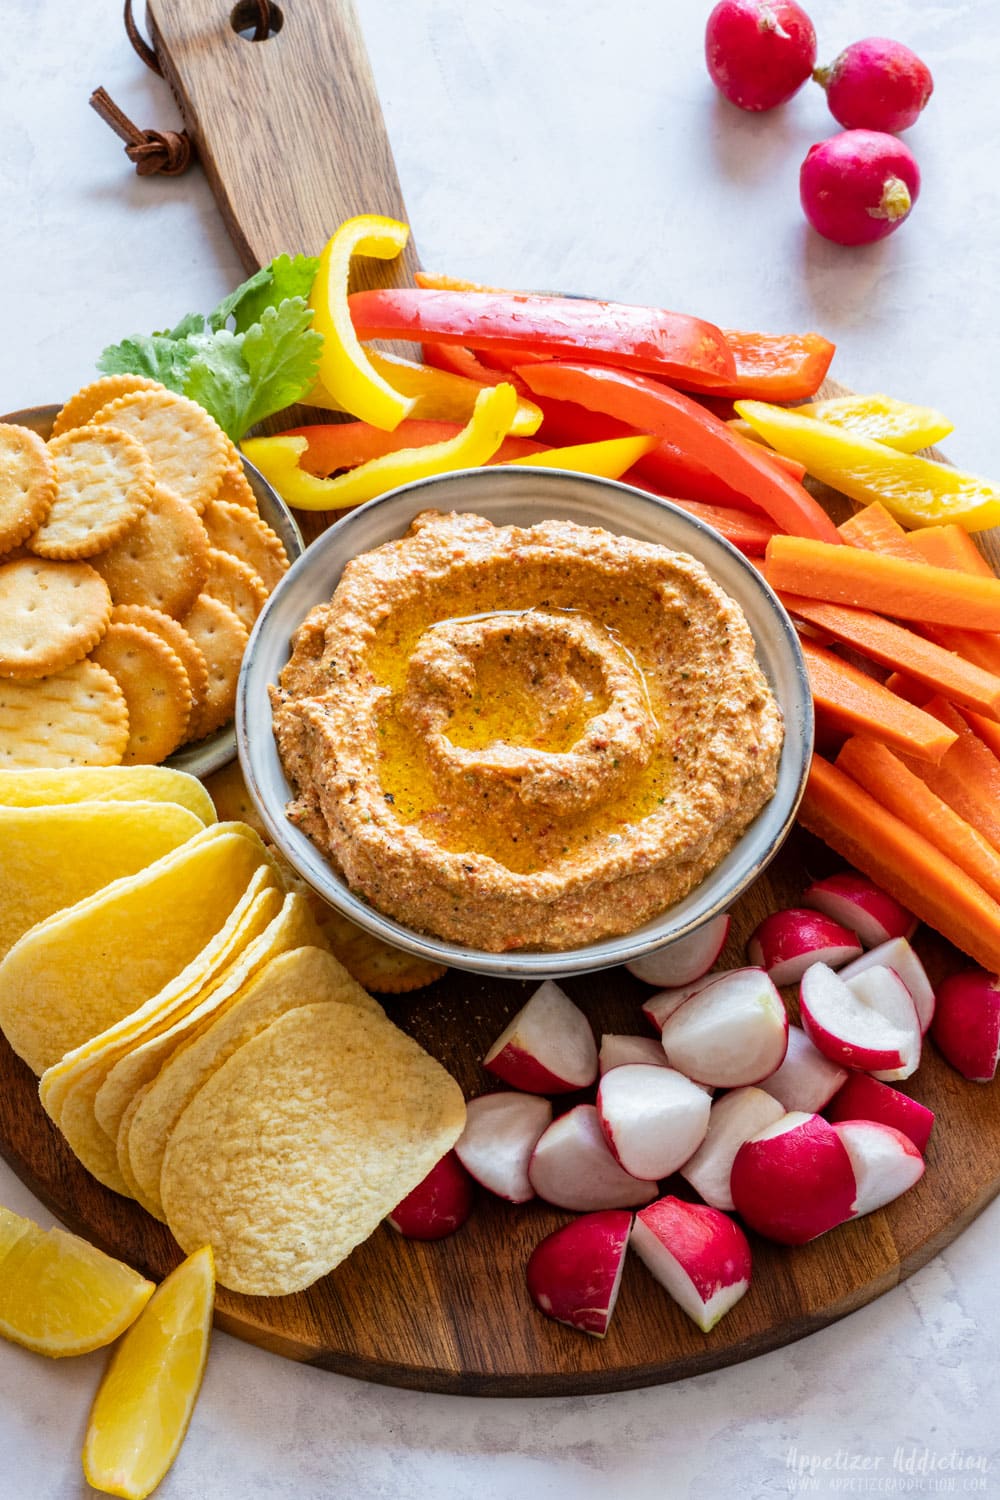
top-left (146, 0), bottom-right (420, 283)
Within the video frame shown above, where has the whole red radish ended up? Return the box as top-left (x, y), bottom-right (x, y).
top-left (526, 1210), bottom-right (633, 1338)
top-left (800, 130), bottom-right (920, 246)
top-left (705, 0), bottom-right (817, 112)
top-left (816, 38), bottom-right (933, 133)
top-left (931, 969), bottom-right (1000, 1082)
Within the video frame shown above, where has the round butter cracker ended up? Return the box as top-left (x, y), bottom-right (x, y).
top-left (92, 485), bottom-right (209, 619)
top-left (0, 425), bottom-right (57, 553)
top-left (30, 426), bottom-right (154, 559)
top-left (0, 558), bottom-right (112, 681)
top-left (0, 659), bottom-right (129, 768)
top-left (201, 498), bottom-right (289, 592)
top-left (91, 622), bottom-right (192, 764)
top-left (91, 389), bottom-right (228, 513)
top-left (51, 374), bottom-right (163, 439)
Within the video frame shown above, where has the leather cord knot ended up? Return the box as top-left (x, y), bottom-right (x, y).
top-left (89, 86), bottom-right (193, 176)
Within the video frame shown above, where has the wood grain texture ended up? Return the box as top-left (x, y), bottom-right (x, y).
top-left (2, 0), bottom-right (997, 1398)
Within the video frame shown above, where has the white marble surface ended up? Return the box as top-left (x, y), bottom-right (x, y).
top-left (2, 0), bottom-right (1000, 1495)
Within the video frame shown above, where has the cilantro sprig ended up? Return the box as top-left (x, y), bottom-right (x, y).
top-left (97, 253), bottom-right (322, 441)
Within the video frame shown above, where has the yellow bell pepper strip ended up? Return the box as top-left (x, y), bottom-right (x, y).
top-left (792, 393), bottom-right (954, 453)
top-left (509, 434), bottom-right (658, 478)
top-left (308, 215), bottom-right (414, 430)
top-left (737, 400), bottom-right (1000, 532)
top-left (241, 382), bottom-right (519, 511)
top-left (308, 349), bottom-right (543, 437)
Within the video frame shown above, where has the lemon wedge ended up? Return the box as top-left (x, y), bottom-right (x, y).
top-left (83, 1245), bottom-right (215, 1500)
top-left (0, 1205), bottom-right (154, 1357)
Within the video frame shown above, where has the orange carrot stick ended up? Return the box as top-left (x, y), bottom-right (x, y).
top-left (836, 736), bottom-right (1000, 903)
top-left (899, 695), bottom-right (1000, 851)
top-left (799, 754), bottom-right (1000, 974)
top-left (838, 502), bottom-right (922, 559)
top-left (764, 534), bottom-right (1000, 630)
top-left (907, 524), bottom-right (994, 576)
top-left (780, 594), bottom-right (1000, 719)
top-left (798, 639), bottom-right (957, 762)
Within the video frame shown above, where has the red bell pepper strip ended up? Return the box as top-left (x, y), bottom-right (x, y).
top-left (625, 484), bottom-right (778, 554)
top-left (679, 330), bottom-right (836, 401)
top-left (517, 362), bottom-right (841, 543)
top-left (420, 341), bottom-right (532, 394)
top-left (276, 419), bottom-right (545, 475)
top-left (350, 288), bottom-right (737, 388)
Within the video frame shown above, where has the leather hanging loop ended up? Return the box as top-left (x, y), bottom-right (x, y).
top-left (89, 86), bottom-right (193, 177)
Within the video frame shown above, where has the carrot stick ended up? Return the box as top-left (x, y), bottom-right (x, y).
top-left (907, 524), bottom-right (994, 576)
top-left (836, 736), bottom-right (1000, 903)
top-left (899, 696), bottom-right (1000, 851)
top-left (957, 705), bottom-right (1000, 760)
top-left (799, 755), bottom-right (1000, 974)
top-left (779, 594), bottom-right (1000, 719)
top-left (885, 674), bottom-right (1000, 768)
top-left (764, 534), bottom-right (1000, 631)
top-left (838, 502), bottom-right (925, 560)
top-left (798, 639), bottom-right (957, 762)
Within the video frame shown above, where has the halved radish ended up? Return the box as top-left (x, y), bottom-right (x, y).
top-left (747, 908), bottom-right (862, 986)
top-left (597, 1064), bottom-right (711, 1180)
top-left (526, 1210), bottom-right (632, 1338)
top-left (599, 1034), bottom-right (671, 1073)
top-left (759, 1023), bottom-right (848, 1113)
top-left (839, 938), bottom-right (934, 1034)
top-left (804, 873), bottom-right (916, 947)
top-left (799, 962), bottom-right (917, 1075)
top-left (846, 965), bottom-right (921, 1081)
top-left (931, 969), bottom-right (1000, 1082)
top-left (730, 1110), bottom-right (857, 1244)
top-left (625, 913), bottom-right (730, 988)
top-left (832, 1120), bottom-right (925, 1216)
top-left (387, 1151), bottom-right (474, 1239)
top-left (658, 967), bottom-right (788, 1087)
top-left (454, 1092), bottom-right (552, 1203)
top-left (679, 1086), bottom-right (785, 1211)
top-left (528, 1105), bottom-right (658, 1212)
top-left (631, 1196), bottom-right (752, 1332)
top-left (484, 980), bottom-right (597, 1093)
top-left (826, 1073), bottom-right (934, 1153)
top-left (641, 972), bottom-right (723, 1033)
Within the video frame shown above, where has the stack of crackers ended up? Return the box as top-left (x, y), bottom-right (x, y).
top-left (0, 375), bottom-right (291, 768)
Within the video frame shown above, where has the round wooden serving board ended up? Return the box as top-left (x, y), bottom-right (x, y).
top-left (3, 0), bottom-right (999, 1398)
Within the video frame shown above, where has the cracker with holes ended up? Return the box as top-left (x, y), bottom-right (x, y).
top-left (0, 558), bottom-right (112, 681)
top-left (202, 498), bottom-right (289, 591)
top-left (51, 375), bottom-right (162, 439)
top-left (91, 622), bottom-right (192, 764)
top-left (216, 457), bottom-right (258, 513)
top-left (29, 426), bottom-right (154, 560)
top-left (180, 596), bottom-right (248, 741)
top-left (92, 484), bottom-right (210, 619)
top-left (110, 605), bottom-right (210, 722)
top-left (203, 547), bottom-right (267, 633)
top-left (0, 425), bottom-right (57, 553)
top-left (91, 389), bottom-right (228, 513)
top-left (0, 659), bottom-right (128, 768)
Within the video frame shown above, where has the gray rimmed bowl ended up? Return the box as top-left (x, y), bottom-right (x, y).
top-left (2, 403), bottom-right (304, 777)
top-left (237, 466), bottom-right (813, 979)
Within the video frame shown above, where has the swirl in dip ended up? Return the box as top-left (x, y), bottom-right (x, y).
top-left (271, 510), bottom-right (783, 951)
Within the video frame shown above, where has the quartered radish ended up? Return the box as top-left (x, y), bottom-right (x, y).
top-left (631, 1196), bottom-right (752, 1332)
top-left (839, 938), bottom-right (935, 1034)
top-left (528, 1105), bottom-right (658, 1212)
top-left (846, 965), bottom-right (922, 1081)
top-left (748, 908), bottom-right (861, 985)
top-left (730, 1111), bottom-right (857, 1244)
top-left (826, 1073), bottom-right (934, 1153)
top-left (641, 972), bottom-right (723, 1033)
top-left (759, 1023), bottom-right (848, 1113)
top-left (526, 1210), bottom-right (632, 1338)
top-left (625, 913), bottom-right (730, 988)
top-left (804, 872), bottom-right (916, 947)
top-left (659, 967), bottom-right (788, 1087)
top-left (680, 1086), bottom-right (785, 1211)
top-left (798, 962), bottom-right (918, 1076)
top-left (454, 1092), bottom-right (552, 1203)
top-left (597, 1065), bottom-right (711, 1181)
top-left (387, 1151), bottom-right (474, 1240)
top-left (931, 969), bottom-right (1000, 1083)
top-left (832, 1120), bottom-right (925, 1217)
top-left (599, 1034), bottom-right (671, 1074)
top-left (484, 980), bottom-right (597, 1093)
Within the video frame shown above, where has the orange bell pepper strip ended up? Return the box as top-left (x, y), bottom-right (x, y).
top-left (517, 362), bottom-right (841, 542)
top-left (308, 215), bottom-right (414, 430)
top-left (680, 331), bottom-right (835, 401)
top-left (308, 349), bottom-right (543, 437)
top-left (275, 419), bottom-right (547, 475)
top-left (241, 383), bottom-right (519, 511)
top-left (348, 288), bottom-right (738, 388)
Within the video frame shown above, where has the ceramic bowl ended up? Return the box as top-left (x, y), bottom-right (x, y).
top-left (2, 403), bottom-right (304, 777)
top-left (237, 466), bottom-right (813, 979)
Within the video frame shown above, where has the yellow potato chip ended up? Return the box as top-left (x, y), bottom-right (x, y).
top-left (0, 764), bottom-right (216, 823)
top-left (160, 1001), bottom-right (466, 1295)
top-left (40, 862), bottom-right (281, 1127)
top-left (0, 659), bottom-right (128, 769)
top-left (0, 557), bottom-right (111, 680)
top-left (91, 622), bottom-right (192, 764)
top-left (30, 427), bottom-right (154, 560)
top-left (0, 799), bottom-right (203, 962)
top-left (126, 945), bottom-right (380, 1216)
top-left (51, 375), bottom-right (163, 438)
top-left (115, 1089), bottom-right (154, 1209)
top-left (0, 821), bottom-right (271, 1074)
top-left (91, 390), bottom-right (228, 513)
top-left (45, 875), bottom-right (284, 1194)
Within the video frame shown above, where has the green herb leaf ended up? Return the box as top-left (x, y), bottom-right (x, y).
top-left (96, 334), bottom-right (197, 392)
top-left (239, 299), bottom-right (322, 433)
top-left (182, 330), bottom-right (251, 442)
top-left (207, 253), bottom-right (319, 334)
